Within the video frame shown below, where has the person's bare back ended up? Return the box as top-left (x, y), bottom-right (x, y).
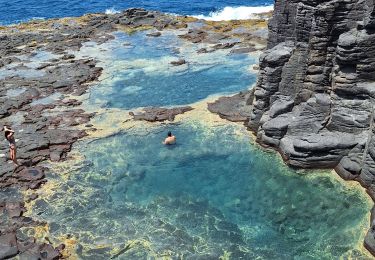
top-left (163, 131), bottom-right (176, 145)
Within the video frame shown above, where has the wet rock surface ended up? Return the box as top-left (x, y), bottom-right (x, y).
top-left (170, 59), bottom-right (187, 66)
top-left (0, 200), bottom-right (62, 260)
top-left (129, 106), bottom-right (193, 122)
top-left (207, 0), bottom-right (375, 255)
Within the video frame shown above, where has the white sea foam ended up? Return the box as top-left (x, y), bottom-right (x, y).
top-left (105, 8), bottom-right (120, 15)
top-left (193, 5), bottom-right (273, 21)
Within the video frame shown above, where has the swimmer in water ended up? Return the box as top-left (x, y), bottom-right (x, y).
top-left (163, 131), bottom-right (176, 145)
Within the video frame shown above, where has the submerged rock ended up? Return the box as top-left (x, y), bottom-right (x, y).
top-left (170, 59), bottom-right (186, 66)
top-left (146, 31), bottom-right (161, 37)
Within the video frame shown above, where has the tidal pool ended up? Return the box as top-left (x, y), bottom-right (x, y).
top-left (28, 121), bottom-right (371, 259)
top-left (21, 27), bottom-right (372, 259)
top-left (77, 31), bottom-right (257, 109)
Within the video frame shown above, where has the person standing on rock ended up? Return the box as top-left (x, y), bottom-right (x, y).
top-left (2, 125), bottom-right (19, 165)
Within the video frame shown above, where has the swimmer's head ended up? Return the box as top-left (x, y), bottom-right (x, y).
top-left (167, 131), bottom-right (172, 137)
top-left (1, 124), bottom-right (10, 131)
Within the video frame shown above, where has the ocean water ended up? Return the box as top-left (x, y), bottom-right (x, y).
top-left (0, 0), bottom-right (274, 25)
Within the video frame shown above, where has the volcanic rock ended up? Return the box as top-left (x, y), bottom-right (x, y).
top-left (239, 0), bottom-right (375, 254)
top-left (207, 92), bottom-right (253, 122)
top-left (129, 106), bottom-right (193, 122)
top-left (170, 59), bottom-right (186, 66)
top-left (146, 31), bottom-right (161, 37)
top-left (0, 233), bottom-right (18, 259)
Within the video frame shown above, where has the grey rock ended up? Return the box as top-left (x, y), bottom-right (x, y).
top-left (247, 0), bottom-right (375, 169)
top-left (207, 92), bottom-right (252, 122)
top-left (146, 31), bottom-right (161, 37)
top-left (230, 46), bottom-right (257, 54)
top-left (0, 233), bottom-right (18, 259)
top-left (170, 59), bottom-right (186, 66)
top-left (365, 222), bottom-right (375, 257)
top-left (129, 106), bottom-right (193, 122)
top-left (240, 0), bottom-right (375, 254)
top-left (212, 42), bottom-right (237, 50)
top-left (269, 97), bottom-right (294, 118)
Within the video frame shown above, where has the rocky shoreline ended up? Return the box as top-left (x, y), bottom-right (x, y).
top-left (0, 9), bottom-right (268, 258)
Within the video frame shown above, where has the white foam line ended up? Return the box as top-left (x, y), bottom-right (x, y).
top-left (105, 7), bottom-right (121, 15)
top-left (193, 5), bottom-right (274, 21)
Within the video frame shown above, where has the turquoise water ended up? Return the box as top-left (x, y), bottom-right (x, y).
top-left (21, 27), bottom-right (372, 259)
top-left (85, 31), bottom-right (256, 109)
top-left (32, 123), bottom-right (370, 259)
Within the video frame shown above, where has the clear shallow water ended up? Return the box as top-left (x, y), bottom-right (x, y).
top-left (0, 50), bottom-right (61, 81)
top-left (84, 31), bottom-right (257, 109)
top-left (30, 122), bottom-right (370, 259)
top-left (0, 0), bottom-right (274, 25)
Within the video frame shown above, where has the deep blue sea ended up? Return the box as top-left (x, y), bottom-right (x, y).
top-left (0, 0), bottom-right (274, 25)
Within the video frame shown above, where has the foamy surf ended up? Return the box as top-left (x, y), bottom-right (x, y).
top-left (193, 5), bottom-right (273, 21)
top-left (105, 7), bottom-right (120, 15)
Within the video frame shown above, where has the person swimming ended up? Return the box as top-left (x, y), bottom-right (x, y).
top-left (2, 125), bottom-right (19, 165)
top-left (163, 131), bottom-right (176, 145)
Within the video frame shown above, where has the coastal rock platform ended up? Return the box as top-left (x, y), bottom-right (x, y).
top-left (0, 8), bottom-right (269, 258)
top-left (207, 91), bottom-right (253, 122)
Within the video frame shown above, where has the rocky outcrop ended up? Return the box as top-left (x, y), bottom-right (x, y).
top-left (0, 200), bottom-right (63, 259)
top-left (129, 106), bottom-right (193, 122)
top-left (207, 91), bottom-right (253, 122)
top-left (245, 0), bottom-right (375, 254)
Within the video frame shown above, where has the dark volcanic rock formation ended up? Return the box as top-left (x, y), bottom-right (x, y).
top-left (243, 0), bottom-right (375, 254)
top-left (207, 91), bottom-right (253, 122)
top-left (129, 106), bottom-right (193, 122)
top-left (0, 200), bottom-right (63, 259)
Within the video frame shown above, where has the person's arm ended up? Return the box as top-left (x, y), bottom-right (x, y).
top-left (4, 126), bottom-right (14, 133)
top-left (7, 132), bottom-right (14, 139)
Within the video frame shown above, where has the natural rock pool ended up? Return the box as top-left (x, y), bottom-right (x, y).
top-left (22, 29), bottom-right (372, 259)
top-left (76, 30), bottom-right (257, 109)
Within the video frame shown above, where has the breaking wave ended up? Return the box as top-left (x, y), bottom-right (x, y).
top-left (105, 7), bottom-right (120, 15)
top-left (193, 5), bottom-right (273, 21)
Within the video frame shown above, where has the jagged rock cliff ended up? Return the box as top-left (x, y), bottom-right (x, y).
top-left (247, 0), bottom-right (375, 254)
